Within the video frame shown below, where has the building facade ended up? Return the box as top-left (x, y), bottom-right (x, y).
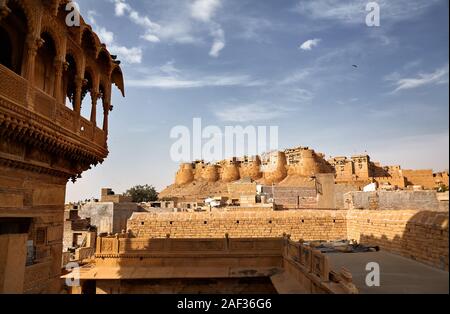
top-left (0, 0), bottom-right (124, 293)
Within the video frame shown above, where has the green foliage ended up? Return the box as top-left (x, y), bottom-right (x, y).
top-left (436, 184), bottom-right (449, 192)
top-left (125, 184), bottom-right (158, 203)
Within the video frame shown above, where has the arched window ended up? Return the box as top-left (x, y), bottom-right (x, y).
top-left (34, 32), bottom-right (57, 96)
top-left (0, 2), bottom-right (27, 74)
top-left (81, 29), bottom-right (97, 58)
top-left (80, 70), bottom-right (93, 120)
top-left (62, 54), bottom-right (77, 109)
top-left (97, 49), bottom-right (111, 74)
top-left (0, 27), bottom-right (12, 69)
top-left (97, 83), bottom-right (106, 129)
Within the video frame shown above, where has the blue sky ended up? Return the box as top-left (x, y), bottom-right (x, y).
top-left (66, 0), bottom-right (449, 202)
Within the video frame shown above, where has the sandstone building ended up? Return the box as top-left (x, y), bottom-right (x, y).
top-left (0, 0), bottom-right (124, 293)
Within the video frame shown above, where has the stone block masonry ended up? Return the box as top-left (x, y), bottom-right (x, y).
top-left (344, 190), bottom-right (440, 211)
top-left (347, 209), bottom-right (449, 270)
top-left (128, 210), bottom-right (348, 241)
top-left (128, 209), bottom-right (449, 271)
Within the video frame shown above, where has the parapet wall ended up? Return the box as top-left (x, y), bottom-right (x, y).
top-left (344, 191), bottom-right (440, 211)
top-left (347, 209), bottom-right (449, 270)
top-left (128, 209), bottom-right (449, 271)
top-left (128, 210), bottom-right (348, 241)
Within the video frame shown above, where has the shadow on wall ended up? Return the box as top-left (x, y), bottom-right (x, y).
top-left (350, 210), bottom-right (449, 271)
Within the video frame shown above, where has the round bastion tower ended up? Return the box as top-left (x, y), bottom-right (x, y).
top-left (175, 163), bottom-right (195, 185)
top-left (299, 149), bottom-right (320, 176)
top-left (202, 164), bottom-right (220, 182)
top-left (262, 151), bottom-right (288, 184)
top-left (221, 160), bottom-right (241, 182)
top-left (239, 156), bottom-right (263, 180)
top-left (193, 162), bottom-right (205, 181)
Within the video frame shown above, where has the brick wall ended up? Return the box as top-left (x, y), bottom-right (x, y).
top-left (128, 210), bottom-right (348, 241)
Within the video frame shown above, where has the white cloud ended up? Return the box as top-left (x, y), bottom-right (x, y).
top-left (295, 0), bottom-right (440, 25)
top-left (112, 0), bottom-right (161, 43)
top-left (190, 0), bottom-right (222, 22)
top-left (114, 1), bottom-right (130, 16)
top-left (299, 38), bottom-right (321, 51)
top-left (209, 26), bottom-right (225, 57)
top-left (112, 0), bottom-right (226, 57)
top-left (391, 64), bottom-right (449, 92)
top-left (127, 75), bottom-right (264, 89)
top-left (87, 10), bottom-right (142, 64)
top-left (214, 103), bottom-right (294, 122)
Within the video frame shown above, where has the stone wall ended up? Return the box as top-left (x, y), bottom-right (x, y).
top-left (402, 169), bottom-right (436, 189)
top-left (79, 202), bottom-right (139, 234)
top-left (128, 208), bottom-right (449, 271)
top-left (0, 164), bottom-right (66, 293)
top-left (347, 210), bottom-right (448, 270)
top-left (128, 210), bottom-right (348, 241)
top-left (344, 190), bottom-right (440, 211)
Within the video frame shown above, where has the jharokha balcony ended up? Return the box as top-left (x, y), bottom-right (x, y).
top-left (0, 0), bottom-right (125, 181)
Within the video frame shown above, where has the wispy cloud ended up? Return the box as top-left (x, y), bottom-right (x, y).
top-left (128, 75), bottom-right (264, 89)
top-left (299, 38), bottom-right (321, 51)
top-left (390, 64), bottom-right (449, 92)
top-left (127, 61), bottom-right (265, 89)
top-left (294, 0), bottom-right (440, 25)
top-left (214, 103), bottom-right (295, 122)
top-left (87, 10), bottom-right (143, 64)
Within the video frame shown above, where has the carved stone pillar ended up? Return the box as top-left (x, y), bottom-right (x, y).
top-left (90, 89), bottom-right (99, 126)
top-left (102, 101), bottom-right (110, 134)
top-left (53, 58), bottom-right (64, 103)
top-left (23, 35), bottom-right (43, 81)
top-left (23, 35), bottom-right (44, 108)
top-left (0, 0), bottom-right (11, 21)
top-left (73, 75), bottom-right (84, 115)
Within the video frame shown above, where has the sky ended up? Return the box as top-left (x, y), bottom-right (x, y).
top-left (66, 0), bottom-right (449, 202)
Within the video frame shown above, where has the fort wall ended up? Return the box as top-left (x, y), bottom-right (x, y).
top-left (262, 152), bottom-right (288, 184)
top-left (402, 169), bottom-right (436, 189)
top-left (202, 164), bottom-right (219, 182)
top-left (128, 210), bottom-right (348, 241)
top-left (175, 163), bottom-right (195, 185)
top-left (221, 162), bottom-right (241, 182)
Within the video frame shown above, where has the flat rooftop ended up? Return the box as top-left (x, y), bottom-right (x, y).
top-left (327, 251), bottom-right (449, 294)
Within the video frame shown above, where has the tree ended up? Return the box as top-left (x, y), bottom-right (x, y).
top-left (125, 184), bottom-right (158, 203)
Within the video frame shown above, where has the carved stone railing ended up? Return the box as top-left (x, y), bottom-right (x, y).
top-left (96, 235), bottom-right (284, 256)
top-left (282, 236), bottom-right (358, 293)
top-left (0, 64), bottom-right (28, 106)
top-left (0, 64), bottom-right (107, 150)
top-left (75, 247), bottom-right (95, 262)
top-left (93, 235), bottom-right (358, 294)
top-left (79, 116), bottom-right (93, 140)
